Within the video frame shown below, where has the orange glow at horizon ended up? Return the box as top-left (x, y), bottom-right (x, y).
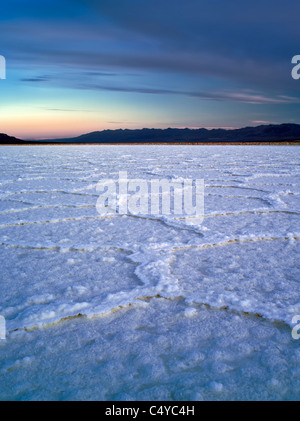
top-left (0, 108), bottom-right (109, 139)
top-left (0, 105), bottom-right (168, 139)
top-left (0, 107), bottom-right (239, 140)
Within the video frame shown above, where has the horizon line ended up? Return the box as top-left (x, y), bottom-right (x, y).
top-left (19, 122), bottom-right (299, 141)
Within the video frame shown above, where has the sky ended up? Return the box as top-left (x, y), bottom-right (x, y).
top-left (1, 0), bottom-right (300, 139)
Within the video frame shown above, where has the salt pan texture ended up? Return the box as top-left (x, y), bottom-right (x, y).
top-left (0, 145), bottom-right (299, 400)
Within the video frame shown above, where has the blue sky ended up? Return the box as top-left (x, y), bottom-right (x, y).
top-left (1, 0), bottom-right (300, 139)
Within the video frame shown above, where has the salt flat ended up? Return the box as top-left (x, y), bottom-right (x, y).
top-left (0, 145), bottom-right (299, 400)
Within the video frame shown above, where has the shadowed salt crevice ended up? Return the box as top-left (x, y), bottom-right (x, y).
top-left (204, 209), bottom-right (300, 218)
top-left (169, 234), bottom-right (300, 251)
top-left (0, 204), bottom-right (95, 215)
top-left (0, 215), bottom-right (118, 228)
top-left (0, 243), bottom-right (131, 253)
top-left (0, 211), bottom-right (206, 238)
top-left (5, 293), bottom-right (292, 338)
top-left (205, 185), bottom-right (269, 193)
top-left (2, 189), bottom-right (98, 196)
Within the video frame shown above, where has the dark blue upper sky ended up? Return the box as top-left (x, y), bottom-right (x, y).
top-left (1, 0), bottom-right (300, 138)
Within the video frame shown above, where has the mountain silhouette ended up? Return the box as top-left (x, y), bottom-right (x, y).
top-left (0, 133), bottom-right (24, 144)
top-left (1, 124), bottom-right (300, 144)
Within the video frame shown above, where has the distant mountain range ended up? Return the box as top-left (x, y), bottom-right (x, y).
top-left (1, 123), bottom-right (300, 144)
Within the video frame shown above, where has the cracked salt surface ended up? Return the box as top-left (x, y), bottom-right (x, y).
top-left (0, 145), bottom-right (299, 401)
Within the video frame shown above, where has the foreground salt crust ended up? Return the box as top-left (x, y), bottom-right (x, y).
top-left (0, 145), bottom-right (299, 400)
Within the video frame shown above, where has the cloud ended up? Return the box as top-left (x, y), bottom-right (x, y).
top-left (20, 76), bottom-right (51, 82)
top-left (39, 107), bottom-right (93, 112)
top-left (250, 120), bottom-right (277, 125)
top-left (2, 0), bottom-right (300, 93)
top-left (17, 65), bottom-right (300, 105)
top-left (74, 81), bottom-right (300, 104)
top-left (11, 44), bottom-right (298, 95)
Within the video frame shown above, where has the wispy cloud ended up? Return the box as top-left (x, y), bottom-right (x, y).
top-left (73, 81), bottom-right (300, 105)
top-left (20, 75), bottom-right (51, 82)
